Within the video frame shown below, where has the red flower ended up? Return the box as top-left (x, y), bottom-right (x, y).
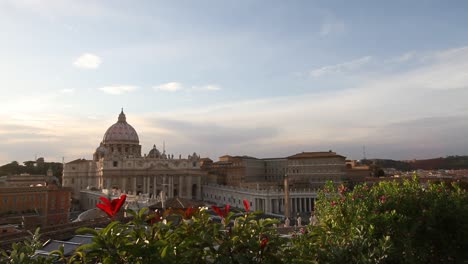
top-left (379, 195), bottom-right (386, 203)
top-left (184, 207), bottom-right (196, 219)
top-left (211, 204), bottom-right (230, 218)
top-left (148, 209), bottom-right (162, 225)
top-left (338, 185), bottom-right (348, 195)
top-left (96, 194), bottom-right (127, 218)
top-left (330, 201), bottom-right (337, 207)
top-left (243, 199), bottom-right (250, 212)
top-left (260, 237), bottom-right (269, 249)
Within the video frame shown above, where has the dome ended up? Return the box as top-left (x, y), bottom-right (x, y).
top-left (103, 110), bottom-right (139, 144)
top-left (148, 144), bottom-right (160, 157)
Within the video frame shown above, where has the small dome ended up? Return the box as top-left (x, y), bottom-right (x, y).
top-left (148, 145), bottom-right (161, 158)
top-left (103, 110), bottom-right (139, 144)
top-left (95, 145), bottom-right (108, 154)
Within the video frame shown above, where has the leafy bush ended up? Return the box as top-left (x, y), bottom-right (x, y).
top-left (1, 177), bottom-right (467, 263)
top-left (286, 177), bottom-right (468, 263)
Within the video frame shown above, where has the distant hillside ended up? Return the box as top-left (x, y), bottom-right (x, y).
top-left (409, 156), bottom-right (468, 170)
top-left (363, 156), bottom-right (468, 171)
top-left (361, 159), bottom-right (413, 171)
top-left (0, 159), bottom-right (63, 182)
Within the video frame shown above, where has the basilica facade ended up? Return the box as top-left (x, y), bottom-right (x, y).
top-left (63, 110), bottom-right (204, 207)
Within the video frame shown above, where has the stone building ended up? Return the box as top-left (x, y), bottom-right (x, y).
top-left (63, 110), bottom-right (205, 209)
top-left (205, 151), bottom-right (346, 189)
top-left (202, 151), bottom-right (347, 215)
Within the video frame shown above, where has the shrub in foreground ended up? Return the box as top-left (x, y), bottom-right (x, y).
top-left (1, 177), bottom-right (467, 263)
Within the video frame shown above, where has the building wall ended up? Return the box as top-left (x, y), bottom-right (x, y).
top-left (207, 152), bottom-right (347, 190)
top-left (287, 156), bottom-right (346, 188)
top-left (0, 186), bottom-right (71, 227)
top-left (64, 156), bottom-right (205, 209)
top-left (203, 184), bottom-right (317, 215)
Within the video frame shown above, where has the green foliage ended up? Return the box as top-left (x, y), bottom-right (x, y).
top-left (300, 177), bottom-right (468, 263)
top-left (0, 228), bottom-right (56, 264)
top-left (72, 208), bottom-right (283, 264)
top-left (3, 178), bottom-right (467, 263)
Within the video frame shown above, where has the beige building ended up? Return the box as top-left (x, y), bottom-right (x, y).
top-left (63, 110), bottom-right (205, 209)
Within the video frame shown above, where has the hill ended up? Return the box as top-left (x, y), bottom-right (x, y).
top-left (363, 155), bottom-right (468, 171)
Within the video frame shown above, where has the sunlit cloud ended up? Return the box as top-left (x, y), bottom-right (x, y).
top-left (154, 82), bottom-right (183, 92)
top-left (98, 85), bottom-right (137, 95)
top-left (73, 53), bottom-right (102, 69)
top-left (154, 82), bottom-right (221, 92)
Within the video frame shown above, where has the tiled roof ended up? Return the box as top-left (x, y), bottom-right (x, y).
top-left (288, 152), bottom-right (346, 159)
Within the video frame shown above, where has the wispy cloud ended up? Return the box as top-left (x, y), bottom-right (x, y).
top-left (192, 85), bottom-right (221, 91)
top-left (73, 53), bottom-right (102, 69)
top-left (390, 52), bottom-right (415, 63)
top-left (154, 82), bottom-right (183, 92)
top-left (310, 56), bottom-right (372, 77)
top-left (99, 85), bottom-right (137, 95)
top-left (154, 82), bottom-right (222, 92)
top-left (137, 46), bottom-right (468, 160)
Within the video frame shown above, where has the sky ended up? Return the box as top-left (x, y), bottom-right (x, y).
top-left (1, 0), bottom-right (468, 165)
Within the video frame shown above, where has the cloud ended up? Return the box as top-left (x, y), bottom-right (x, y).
top-left (154, 82), bottom-right (183, 92)
top-left (390, 52), bottom-right (415, 63)
top-left (73, 53), bottom-right (102, 69)
top-left (192, 85), bottom-right (221, 91)
top-left (98, 85), bottom-right (137, 95)
top-left (136, 45), bottom-right (468, 160)
top-left (154, 82), bottom-right (221, 92)
top-left (310, 56), bottom-right (372, 77)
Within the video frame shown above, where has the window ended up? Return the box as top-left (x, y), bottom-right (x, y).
top-left (113, 161), bottom-right (118, 167)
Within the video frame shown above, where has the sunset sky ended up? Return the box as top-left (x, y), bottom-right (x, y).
top-left (1, 0), bottom-right (468, 165)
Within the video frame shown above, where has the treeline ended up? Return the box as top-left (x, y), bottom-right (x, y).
top-left (0, 159), bottom-right (63, 181)
top-left (362, 155), bottom-right (468, 171)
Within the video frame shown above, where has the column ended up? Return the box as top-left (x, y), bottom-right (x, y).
top-left (170, 176), bottom-right (174, 198)
top-left (179, 176), bottom-right (183, 198)
top-left (265, 198), bottom-right (270, 214)
top-left (197, 177), bottom-right (202, 200)
top-left (292, 198), bottom-right (295, 214)
top-left (148, 177), bottom-right (151, 195)
top-left (153, 176), bottom-right (157, 198)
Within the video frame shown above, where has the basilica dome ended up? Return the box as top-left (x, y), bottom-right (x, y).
top-left (102, 110), bottom-right (139, 144)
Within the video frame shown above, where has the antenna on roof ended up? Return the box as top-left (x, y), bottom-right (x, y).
top-left (163, 140), bottom-right (166, 153)
top-left (363, 145), bottom-right (367, 160)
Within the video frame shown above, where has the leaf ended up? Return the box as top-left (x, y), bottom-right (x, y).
top-left (161, 245), bottom-right (168, 258)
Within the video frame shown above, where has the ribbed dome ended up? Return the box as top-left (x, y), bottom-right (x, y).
top-left (102, 110), bottom-right (139, 144)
